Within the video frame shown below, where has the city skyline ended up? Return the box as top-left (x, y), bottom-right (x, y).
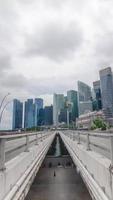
top-left (1, 0), bottom-right (113, 129)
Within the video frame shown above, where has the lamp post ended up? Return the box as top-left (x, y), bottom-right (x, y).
top-left (0, 93), bottom-right (10, 111)
top-left (0, 101), bottom-right (12, 125)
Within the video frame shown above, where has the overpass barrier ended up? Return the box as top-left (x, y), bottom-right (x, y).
top-left (0, 131), bottom-right (55, 200)
top-left (60, 131), bottom-right (113, 200)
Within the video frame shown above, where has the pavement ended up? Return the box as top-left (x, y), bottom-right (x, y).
top-left (25, 167), bottom-right (92, 200)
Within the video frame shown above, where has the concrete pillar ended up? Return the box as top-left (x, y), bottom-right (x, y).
top-left (0, 138), bottom-right (6, 170)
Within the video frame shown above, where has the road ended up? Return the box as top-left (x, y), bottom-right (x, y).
top-left (25, 167), bottom-right (92, 200)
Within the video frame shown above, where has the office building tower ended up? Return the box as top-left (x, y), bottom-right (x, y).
top-left (67, 90), bottom-right (79, 121)
top-left (24, 99), bottom-right (35, 128)
top-left (99, 67), bottom-right (113, 118)
top-left (78, 81), bottom-right (92, 116)
top-left (93, 81), bottom-right (102, 110)
top-left (79, 101), bottom-right (93, 115)
top-left (53, 93), bottom-right (65, 126)
top-left (78, 81), bottom-right (92, 102)
top-left (44, 105), bottom-right (53, 125)
top-left (12, 99), bottom-right (23, 130)
top-left (34, 98), bottom-right (43, 126)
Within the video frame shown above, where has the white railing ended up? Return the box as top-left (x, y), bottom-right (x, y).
top-left (63, 130), bottom-right (113, 167)
top-left (0, 131), bottom-right (52, 171)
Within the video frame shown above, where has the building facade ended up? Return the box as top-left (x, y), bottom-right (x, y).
top-left (24, 99), bottom-right (35, 128)
top-left (93, 80), bottom-right (102, 110)
top-left (67, 90), bottom-right (79, 121)
top-left (53, 93), bottom-right (65, 126)
top-left (12, 99), bottom-right (23, 130)
top-left (99, 67), bottom-right (113, 118)
top-left (78, 81), bottom-right (92, 102)
top-left (77, 111), bottom-right (105, 129)
top-left (44, 105), bottom-right (53, 125)
top-left (34, 98), bottom-right (43, 126)
top-left (78, 81), bottom-right (92, 115)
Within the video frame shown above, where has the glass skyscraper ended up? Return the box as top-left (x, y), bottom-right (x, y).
top-left (93, 80), bottom-right (102, 110)
top-left (78, 81), bottom-right (92, 115)
top-left (53, 93), bottom-right (65, 126)
top-left (67, 90), bottom-right (79, 121)
top-left (44, 105), bottom-right (53, 125)
top-left (78, 81), bottom-right (92, 101)
top-left (99, 67), bottom-right (113, 118)
top-left (12, 99), bottom-right (23, 130)
top-left (24, 99), bottom-right (35, 128)
top-left (34, 98), bottom-right (43, 126)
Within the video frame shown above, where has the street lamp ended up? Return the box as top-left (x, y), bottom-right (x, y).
top-left (0, 101), bottom-right (12, 124)
top-left (0, 93), bottom-right (10, 111)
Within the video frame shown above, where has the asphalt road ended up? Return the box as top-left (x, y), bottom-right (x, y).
top-left (25, 167), bottom-right (92, 200)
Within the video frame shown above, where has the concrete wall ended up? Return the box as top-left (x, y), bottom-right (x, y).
top-left (60, 132), bottom-right (113, 200)
top-left (0, 134), bottom-right (55, 200)
top-left (42, 156), bottom-right (73, 167)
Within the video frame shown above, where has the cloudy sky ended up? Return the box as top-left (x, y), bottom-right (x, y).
top-left (0, 0), bottom-right (113, 129)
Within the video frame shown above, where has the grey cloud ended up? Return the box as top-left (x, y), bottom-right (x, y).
top-left (0, 54), bottom-right (11, 73)
top-left (25, 22), bottom-right (83, 61)
top-left (1, 74), bottom-right (28, 89)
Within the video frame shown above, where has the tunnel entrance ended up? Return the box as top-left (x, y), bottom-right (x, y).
top-left (25, 133), bottom-right (92, 200)
top-left (43, 133), bottom-right (73, 168)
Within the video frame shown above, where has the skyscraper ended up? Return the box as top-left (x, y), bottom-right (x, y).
top-left (78, 81), bottom-right (92, 115)
top-left (44, 105), bottom-right (53, 125)
top-left (12, 99), bottom-right (23, 130)
top-left (34, 98), bottom-right (43, 126)
top-left (24, 99), bottom-right (35, 128)
top-left (67, 90), bottom-right (79, 121)
top-left (93, 80), bottom-right (102, 110)
top-left (99, 67), bottom-right (113, 118)
top-left (78, 81), bottom-right (92, 101)
top-left (53, 93), bottom-right (65, 126)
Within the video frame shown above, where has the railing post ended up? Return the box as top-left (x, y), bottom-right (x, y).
top-left (77, 132), bottom-right (80, 144)
top-left (35, 133), bottom-right (38, 145)
top-left (41, 132), bottom-right (43, 141)
top-left (25, 135), bottom-right (29, 152)
top-left (0, 138), bottom-right (6, 170)
top-left (73, 132), bottom-right (75, 141)
top-left (110, 136), bottom-right (113, 166)
top-left (86, 133), bottom-right (90, 151)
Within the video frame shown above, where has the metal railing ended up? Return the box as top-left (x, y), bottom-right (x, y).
top-left (63, 130), bottom-right (113, 166)
top-left (0, 131), bottom-right (52, 171)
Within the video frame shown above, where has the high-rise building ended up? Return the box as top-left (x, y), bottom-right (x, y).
top-left (37, 108), bottom-right (45, 126)
top-left (34, 98), bottom-right (43, 126)
top-left (44, 105), bottom-right (53, 125)
top-left (93, 81), bottom-right (102, 110)
top-left (79, 101), bottom-right (93, 115)
top-left (53, 93), bottom-right (65, 126)
top-left (24, 99), bottom-right (35, 128)
top-left (67, 90), bottom-right (79, 121)
top-left (78, 81), bottom-right (92, 102)
top-left (12, 99), bottom-right (23, 130)
top-left (99, 67), bottom-right (113, 118)
top-left (78, 81), bottom-right (92, 115)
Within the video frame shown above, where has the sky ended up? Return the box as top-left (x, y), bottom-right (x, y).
top-left (0, 0), bottom-right (113, 129)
